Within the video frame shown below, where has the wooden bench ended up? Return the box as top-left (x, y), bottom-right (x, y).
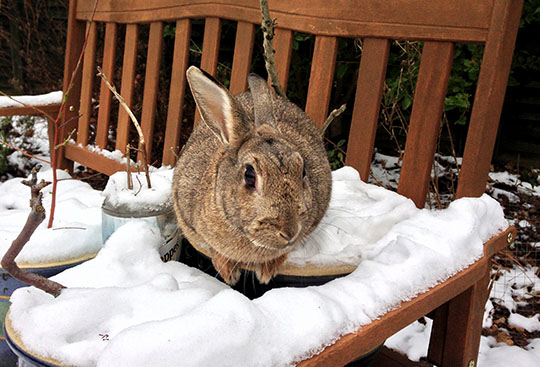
top-left (0, 0), bottom-right (523, 365)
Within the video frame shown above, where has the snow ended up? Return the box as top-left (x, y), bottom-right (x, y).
top-left (508, 313), bottom-right (540, 333)
top-left (6, 166), bottom-right (511, 366)
top-left (0, 168), bottom-right (103, 264)
top-left (384, 264), bottom-right (540, 366)
top-left (479, 337), bottom-right (540, 367)
top-left (0, 91), bottom-right (62, 108)
top-left (102, 170), bottom-right (173, 213)
top-left (385, 320), bottom-right (540, 367)
top-left (2, 115), bottom-right (50, 177)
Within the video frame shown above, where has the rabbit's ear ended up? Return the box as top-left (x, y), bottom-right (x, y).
top-left (248, 73), bottom-right (276, 127)
top-left (186, 66), bottom-right (248, 147)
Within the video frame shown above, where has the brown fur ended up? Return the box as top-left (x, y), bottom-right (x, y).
top-left (172, 67), bottom-right (332, 285)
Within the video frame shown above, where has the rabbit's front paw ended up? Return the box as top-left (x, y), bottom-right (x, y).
top-left (212, 252), bottom-right (241, 285)
top-left (255, 255), bottom-right (288, 284)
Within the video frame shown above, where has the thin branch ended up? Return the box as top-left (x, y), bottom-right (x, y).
top-left (96, 66), bottom-right (152, 189)
top-left (126, 144), bottom-right (133, 190)
top-left (1, 166), bottom-right (65, 297)
top-left (259, 0), bottom-right (286, 97)
top-left (320, 104), bottom-right (346, 136)
top-left (0, 139), bottom-right (51, 164)
top-left (48, 0), bottom-right (100, 229)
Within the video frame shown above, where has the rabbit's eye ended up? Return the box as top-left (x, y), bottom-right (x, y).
top-left (244, 164), bottom-right (256, 188)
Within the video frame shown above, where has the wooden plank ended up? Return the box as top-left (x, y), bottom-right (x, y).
top-left (305, 36), bottom-right (338, 129)
top-left (372, 346), bottom-right (424, 367)
top-left (345, 38), bottom-right (390, 181)
top-left (195, 17), bottom-right (222, 124)
top-left (57, 0), bottom-right (86, 171)
top-left (441, 270), bottom-right (490, 367)
top-left (65, 142), bottom-right (133, 176)
top-left (200, 17), bottom-right (221, 76)
top-left (138, 21), bottom-right (164, 163)
top-left (162, 19), bottom-right (191, 167)
top-left (426, 302), bottom-right (449, 365)
top-left (273, 28), bottom-right (293, 92)
top-left (0, 104), bottom-right (61, 118)
top-left (397, 41), bottom-right (454, 208)
top-left (229, 21), bottom-right (255, 95)
top-left (298, 227), bottom-right (515, 366)
top-left (456, 0), bottom-right (523, 198)
top-left (78, 20), bottom-right (97, 146)
top-left (76, 0), bottom-right (493, 43)
top-left (95, 22), bottom-right (118, 148)
top-left (115, 24), bottom-right (139, 153)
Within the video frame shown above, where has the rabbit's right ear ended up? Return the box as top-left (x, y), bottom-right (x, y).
top-left (186, 66), bottom-right (249, 148)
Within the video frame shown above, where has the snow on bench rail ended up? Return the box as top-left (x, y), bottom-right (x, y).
top-left (0, 91), bottom-right (62, 109)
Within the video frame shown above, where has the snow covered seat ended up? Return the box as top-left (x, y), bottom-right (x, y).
top-left (2, 0), bottom-right (524, 366)
top-left (5, 166), bottom-right (514, 367)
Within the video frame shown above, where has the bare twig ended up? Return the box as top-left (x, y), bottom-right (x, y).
top-left (259, 0), bottom-right (286, 97)
top-left (96, 66), bottom-right (152, 189)
top-left (126, 144), bottom-right (133, 190)
top-left (320, 104), bottom-right (346, 136)
top-left (1, 166), bottom-right (65, 297)
top-left (48, 0), bottom-right (100, 229)
top-left (0, 139), bottom-right (51, 165)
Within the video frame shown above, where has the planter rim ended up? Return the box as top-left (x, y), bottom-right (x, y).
top-left (190, 242), bottom-right (357, 277)
top-left (5, 310), bottom-right (65, 367)
top-left (0, 252), bottom-right (98, 270)
top-left (101, 195), bottom-right (173, 218)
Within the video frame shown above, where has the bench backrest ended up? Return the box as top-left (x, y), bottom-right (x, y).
top-left (59, 0), bottom-right (523, 208)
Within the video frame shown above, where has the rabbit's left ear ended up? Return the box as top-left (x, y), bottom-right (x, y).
top-left (187, 66), bottom-right (249, 149)
top-left (247, 73), bottom-right (277, 128)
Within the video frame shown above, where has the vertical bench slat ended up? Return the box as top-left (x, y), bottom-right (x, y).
top-left (57, 0), bottom-right (86, 171)
top-left (200, 18), bottom-right (222, 76)
top-left (195, 17), bottom-right (222, 124)
top-left (95, 22), bottom-right (118, 148)
top-left (345, 38), bottom-right (390, 181)
top-left (305, 36), bottom-right (338, 128)
top-left (397, 41), bottom-right (454, 208)
top-left (456, 0), bottom-right (523, 199)
top-left (116, 24), bottom-right (139, 153)
top-left (77, 21), bottom-right (97, 146)
top-left (138, 21), bottom-right (164, 163)
top-left (272, 28), bottom-right (293, 92)
top-left (229, 21), bottom-right (255, 95)
top-left (162, 19), bottom-right (192, 167)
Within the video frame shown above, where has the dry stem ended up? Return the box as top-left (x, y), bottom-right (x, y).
top-left (96, 66), bottom-right (152, 189)
top-left (259, 0), bottom-right (286, 97)
top-left (320, 104), bottom-right (347, 136)
top-left (1, 166), bottom-right (65, 297)
top-left (0, 139), bottom-right (51, 165)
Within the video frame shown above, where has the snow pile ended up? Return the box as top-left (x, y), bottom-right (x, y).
top-left (0, 91), bottom-right (62, 108)
top-left (102, 170), bottom-right (173, 212)
top-left (384, 315), bottom-right (540, 366)
top-left (0, 169), bottom-right (103, 264)
top-left (7, 166), bottom-right (509, 366)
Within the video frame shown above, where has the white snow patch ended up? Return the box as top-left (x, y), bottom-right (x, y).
top-left (102, 170), bottom-right (173, 212)
top-left (0, 168), bottom-right (103, 264)
top-left (508, 313), bottom-right (540, 333)
top-left (0, 91), bottom-right (62, 108)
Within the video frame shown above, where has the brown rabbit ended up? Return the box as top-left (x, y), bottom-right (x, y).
top-left (172, 66), bottom-right (331, 285)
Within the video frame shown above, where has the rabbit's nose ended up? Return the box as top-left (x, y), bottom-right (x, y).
top-left (279, 224), bottom-right (302, 247)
